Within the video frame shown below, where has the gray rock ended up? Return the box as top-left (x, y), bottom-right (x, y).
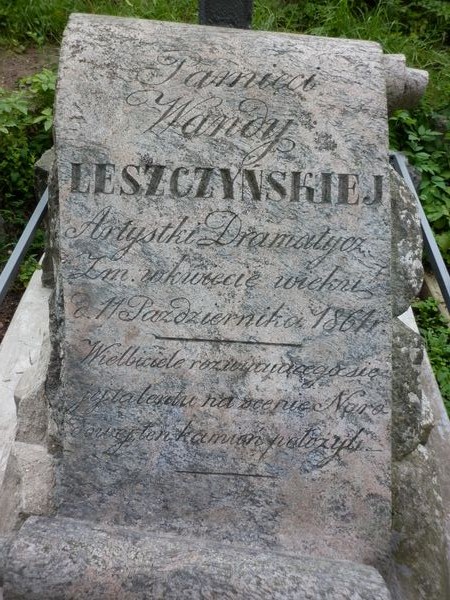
top-left (390, 169), bottom-right (423, 317)
top-left (392, 319), bottom-right (433, 460)
top-left (34, 147), bottom-right (55, 201)
top-left (3, 515), bottom-right (392, 600)
top-left (14, 334), bottom-right (50, 445)
top-left (0, 442), bottom-right (54, 535)
top-left (388, 318), bottom-right (450, 600)
top-left (0, 535), bottom-right (12, 587)
top-left (422, 351), bottom-right (450, 568)
top-left (0, 450), bottom-right (20, 534)
top-left (392, 445), bottom-right (450, 600)
top-left (383, 55), bottom-right (428, 114)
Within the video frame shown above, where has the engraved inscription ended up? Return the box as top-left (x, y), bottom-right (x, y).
top-left (70, 161), bottom-right (383, 205)
top-left (55, 15), bottom-right (392, 560)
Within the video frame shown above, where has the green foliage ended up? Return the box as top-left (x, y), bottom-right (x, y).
top-left (0, 68), bottom-right (55, 285)
top-left (413, 298), bottom-right (450, 413)
top-left (0, 0), bottom-right (197, 47)
top-left (17, 255), bottom-right (42, 288)
top-left (390, 108), bottom-right (450, 263)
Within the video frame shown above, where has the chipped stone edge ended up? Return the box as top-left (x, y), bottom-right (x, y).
top-left (0, 269), bottom-right (51, 489)
top-left (391, 309), bottom-right (450, 600)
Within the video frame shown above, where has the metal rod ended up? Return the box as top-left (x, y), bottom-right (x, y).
top-left (391, 151), bottom-right (450, 311)
top-left (0, 187), bottom-right (48, 305)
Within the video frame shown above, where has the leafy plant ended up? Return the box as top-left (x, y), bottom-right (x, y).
top-left (17, 255), bottom-right (42, 288)
top-left (390, 108), bottom-right (450, 263)
top-left (0, 68), bottom-right (56, 287)
top-left (413, 298), bottom-right (450, 414)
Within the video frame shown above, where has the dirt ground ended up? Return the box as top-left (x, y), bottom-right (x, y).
top-left (0, 46), bottom-right (59, 89)
top-left (0, 46), bottom-right (59, 342)
top-left (0, 290), bottom-right (23, 341)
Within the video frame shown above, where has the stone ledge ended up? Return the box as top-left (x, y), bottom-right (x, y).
top-left (2, 515), bottom-right (392, 599)
top-left (0, 269), bottom-right (51, 488)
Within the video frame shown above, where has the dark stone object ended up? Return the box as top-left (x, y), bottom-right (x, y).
top-left (199, 0), bottom-right (253, 28)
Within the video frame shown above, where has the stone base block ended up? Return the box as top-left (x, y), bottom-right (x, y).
top-left (0, 442), bottom-right (54, 534)
top-left (2, 516), bottom-right (391, 599)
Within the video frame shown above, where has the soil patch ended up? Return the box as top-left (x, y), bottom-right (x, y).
top-left (0, 46), bottom-right (59, 89)
top-left (0, 290), bottom-right (23, 343)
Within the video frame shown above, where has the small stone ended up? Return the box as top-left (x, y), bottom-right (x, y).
top-left (0, 442), bottom-right (54, 534)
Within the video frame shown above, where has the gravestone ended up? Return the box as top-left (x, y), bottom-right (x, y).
top-left (1, 13), bottom-right (423, 598)
top-left (55, 14), bottom-right (392, 563)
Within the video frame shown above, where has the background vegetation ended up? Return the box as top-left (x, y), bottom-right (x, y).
top-left (414, 297), bottom-right (450, 412)
top-left (0, 0), bottom-right (448, 406)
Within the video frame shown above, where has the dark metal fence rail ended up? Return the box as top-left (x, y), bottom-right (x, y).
top-left (0, 187), bottom-right (48, 305)
top-left (391, 152), bottom-right (450, 311)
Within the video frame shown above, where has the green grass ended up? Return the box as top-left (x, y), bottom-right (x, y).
top-left (0, 0), bottom-right (198, 47)
top-left (413, 298), bottom-right (450, 413)
top-left (253, 0), bottom-right (450, 114)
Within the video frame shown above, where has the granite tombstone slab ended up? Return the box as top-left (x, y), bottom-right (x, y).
top-left (52, 14), bottom-right (392, 565)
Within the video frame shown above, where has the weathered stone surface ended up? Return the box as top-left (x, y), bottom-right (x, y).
top-left (14, 334), bottom-right (50, 445)
top-left (390, 169), bottom-right (423, 317)
top-left (0, 451), bottom-right (20, 534)
top-left (3, 515), bottom-right (392, 600)
top-left (389, 316), bottom-right (450, 600)
top-left (46, 14), bottom-right (393, 565)
top-left (392, 320), bottom-right (433, 460)
top-left (0, 268), bottom-right (51, 487)
top-left (422, 351), bottom-right (450, 570)
top-left (383, 55), bottom-right (428, 114)
top-left (0, 535), bottom-right (10, 586)
top-left (0, 442), bottom-right (54, 534)
top-left (34, 147), bottom-right (54, 201)
top-left (392, 444), bottom-right (450, 600)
